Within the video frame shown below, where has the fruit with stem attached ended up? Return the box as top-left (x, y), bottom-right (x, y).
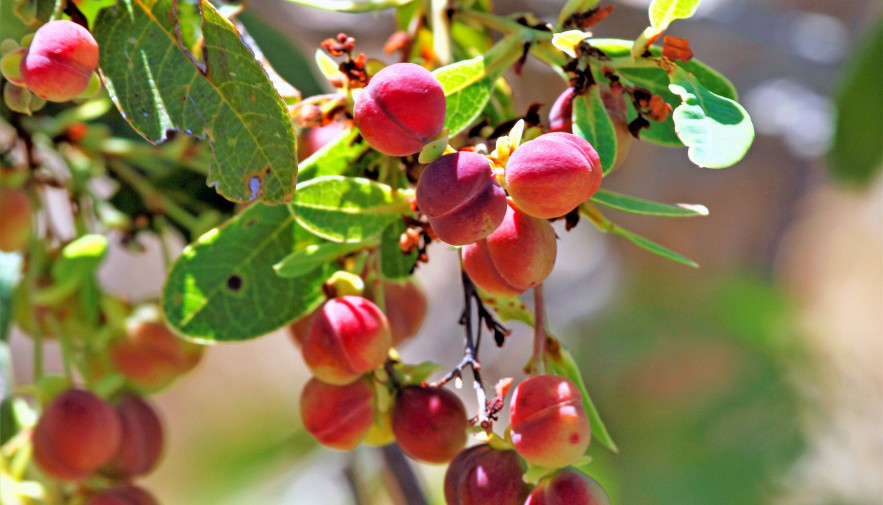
top-left (19, 20), bottom-right (99, 102)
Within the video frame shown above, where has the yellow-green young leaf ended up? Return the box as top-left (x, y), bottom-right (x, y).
top-left (828, 19), bottom-right (883, 187)
top-left (572, 89), bottom-right (617, 175)
top-left (163, 203), bottom-right (329, 342)
top-left (544, 337), bottom-right (618, 453)
top-left (434, 32), bottom-right (524, 136)
top-left (292, 177), bottom-right (411, 244)
top-left (590, 189), bottom-right (708, 217)
top-left (94, 0), bottom-right (298, 204)
top-left (12, 0), bottom-right (56, 26)
top-left (476, 288), bottom-right (535, 327)
top-left (552, 30), bottom-right (592, 58)
top-left (283, 0), bottom-right (413, 12)
top-left (668, 68), bottom-right (754, 169)
top-left (649, 0), bottom-right (701, 31)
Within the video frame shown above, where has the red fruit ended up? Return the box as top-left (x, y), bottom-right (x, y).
top-left (300, 296), bottom-right (392, 385)
top-left (287, 310), bottom-right (315, 347)
top-left (104, 394), bottom-right (163, 478)
top-left (110, 320), bottom-right (204, 391)
top-left (461, 200), bottom-right (557, 297)
top-left (33, 389), bottom-right (122, 480)
top-left (20, 20), bottom-right (99, 102)
top-left (525, 470), bottom-right (611, 505)
top-left (0, 187), bottom-right (32, 252)
top-left (504, 132), bottom-right (602, 219)
top-left (444, 444), bottom-right (530, 505)
top-left (416, 151), bottom-right (507, 246)
top-left (299, 121), bottom-right (346, 160)
top-left (354, 62), bottom-right (446, 156)
top-left (509, 375), bottom-right (591, 469)
top-left (365, 280), bottom-right (428, 347)
top-left (300, 377), bottom-right (376, 450)
top-left (392, 386), bottom-right (467, 464)
top-left (84, 484), bottom-right (159, 505)
top-left (548, 88), bottom-right (575, 133)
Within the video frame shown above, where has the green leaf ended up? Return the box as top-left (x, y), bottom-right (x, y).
top-left (668, 68), bottom-right (754, 168)
top-left (163, 203), bottom-right (328, 341)
top-left (291, 176), bottom-right (411, 244)
top-left (434, 32), bottom-right (523, 136)
top-left (94, 0), bottom-right (298, 204)
top-left (12, 0), bottom-right (56, 26)
top-left (296, 127), bottom-right (377, 182)
top-left (828, 19), bottom-right (883, 187)
top-left (590, 188), bottom-right (708, 217)
top-left (544, 337), bottom-right (618, 453)
top-left (282, 0), bottom-right (413, 12)
top-left (274, 240), bottom-right (376, 279)
top-left (591, 38), bottom-right (737, 147)
top-left (51, 234), bottom-right (108, 281)
top-left (648, 0), bottom-right (700, 31)
top-left (572, 89), bottom-right (618, 174)
top-left (580, 202), bottom-right (698, 267)
top-left (380, 220), bottom-right (417, 280)
top-left (0, 252), bottom-right (22, 342)
top-left (476, 288), bottom-right (535, 327)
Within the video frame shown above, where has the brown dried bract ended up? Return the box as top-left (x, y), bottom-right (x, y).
top-left (662, 36), bottom-right (694, 63)
top-left (647, 94), bottom-right (672, 122)
top-left (321, 33), bottom-right (355, 57)
top-left (564, 5), bottom-right (615, 30)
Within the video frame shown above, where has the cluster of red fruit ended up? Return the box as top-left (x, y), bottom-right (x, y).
top-left (2, 20), bottom-right (100, 102)
top-left (354, 63), bottom-right (602, 299)
top-left (31, 389), bottom-right (163, 504)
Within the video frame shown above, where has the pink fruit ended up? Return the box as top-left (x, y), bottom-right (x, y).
top-left (548, 87), bottom-right (575, 133)
top-left (20, 20), bottom-right (99, 102)
top-left (300, 377), bottom-right (375, 450)
top-left (461, 200), bottom-right (557, 297)
top-left (33, 389), bottom-right (122, 480)
top-left (416, 151), bottom-right (507, 246)
top-left (392, 386), bottom-right (467, 464)
top-left (365, 279), bottom-right (428, 347)
top-left (0, 187), bottom-right (32, 252)
top-left (84, 485), bottom-right (159, 505)
top-left (354, 63), bottom-right (446, 156)
top-left (525, 469), bottom-right (611, 505)
top-left (300, 296), bottom-right (392, 385)
top-left (504, 132), bottom-right (602, 218)
top-left (444, 444), bottom-right (530, 505)
top-left (509, 375), bottom-right (591, 469)
top-left (104, 394), bottom-right (164, 478)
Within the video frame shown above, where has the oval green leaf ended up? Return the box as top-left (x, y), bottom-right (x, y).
top-left (572, 89), bottom-right (618, 175)
top-left (590, 189), bottom-right (708, 217)
top-left (668, 68), bottom-right (754, 168)
top-left (292, 176), bottom-right (411, 243)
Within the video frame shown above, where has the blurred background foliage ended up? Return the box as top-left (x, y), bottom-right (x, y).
top-left (5, 0), bottom-right (881, 504)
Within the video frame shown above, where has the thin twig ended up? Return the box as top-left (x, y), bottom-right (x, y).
top-left (380, 444), bottom-right (429, 505)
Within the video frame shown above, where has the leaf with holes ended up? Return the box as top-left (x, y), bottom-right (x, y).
top-left (669, 68), bottom-right (754, 168)
top-left (163, 203), bottom-right (328, 342)
top-left (572, 89), bottom-right (617, 175)
top-left (292, 176), bottom-right (412, 244)
top-left (94, 0), bottom-right (297, 204)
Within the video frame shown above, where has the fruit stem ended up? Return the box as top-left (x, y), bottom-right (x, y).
top-left (531, 283), bottom-right (547, 374)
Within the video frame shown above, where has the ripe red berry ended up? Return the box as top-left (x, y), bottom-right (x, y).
top-left (461, 199), bottom-right (557, 297)
top-left (525, 469), bottom-right (611, 505)
top-left (300, 296), bottom-right (392, 385)
top-left (300, 377), bottom-right (376, 450)
top-left (104, 394), bottom-right (164, 478)
top-left (19, 20), bottom-right (99, 102)
top-left (416, 151), bottom-right (508, 246)
top-left (509, 375), bottom-right (591, 469)
top-left (444, 444), bottom-right (530, 505)
top-left (84, 484), bottom-right (159, 505)
top-left (354, 62), bottom-right (446, 156)
top-left (33, 389), bottom-right (122, 480)
top-left (392, 386), bottom-right (468, 464)
top-left (548, 87), bottom-right (575, 133)
top-left (110, 319), bottom-right (204, 391)
top-left (504, 132), bottom-right (602, 219)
